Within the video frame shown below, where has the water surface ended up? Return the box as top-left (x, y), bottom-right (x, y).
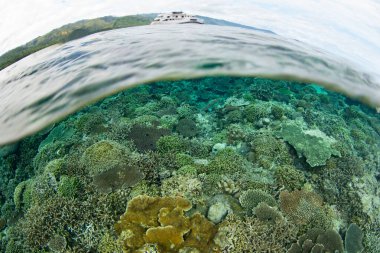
top-left (0, 24), bottom-right (379, 145)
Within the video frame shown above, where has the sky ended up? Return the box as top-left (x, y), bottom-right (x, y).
top-left (0, 0), bottom-right (379, 76)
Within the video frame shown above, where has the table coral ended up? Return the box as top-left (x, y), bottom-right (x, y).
top-left (276, 121), bottom-right (340, 167)
top-left (115, 195), bottom-right (219, 253)
top-left (279, 189), bottom-right (332, 230)
top-left (176, 118), bottom-right (198, 138)
top-left (287, 228), bottom-right (344, 253)
top-left (128, 124), bottom-right (170, 151)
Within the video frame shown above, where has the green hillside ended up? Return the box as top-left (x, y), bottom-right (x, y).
top-left (0, 14), bottom-right (155, 71)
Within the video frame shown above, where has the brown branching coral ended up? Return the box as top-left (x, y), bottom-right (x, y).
top-left (114, 195), bottom-right (219, 253)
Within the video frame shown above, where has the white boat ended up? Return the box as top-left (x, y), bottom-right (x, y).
top-left (151, 11), bottom-right (204, 25)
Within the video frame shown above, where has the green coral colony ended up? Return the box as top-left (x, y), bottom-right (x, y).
top-left (0, 76), bottom-right (379, 252)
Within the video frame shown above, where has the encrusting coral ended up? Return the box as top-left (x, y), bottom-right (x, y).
top-left (114, 195), bottom-right (219, 253)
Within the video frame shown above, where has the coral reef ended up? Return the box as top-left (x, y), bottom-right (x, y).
top-left (248, 132), bottom-right (293, 169)
top-left (1, 76), bottom-right (379, 252)
top-left (253, 202), bottom-right (283, 223)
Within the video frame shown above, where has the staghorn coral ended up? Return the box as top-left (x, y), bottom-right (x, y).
top-left (57, 176), bottom-right (82, 198)
top-left (177, 165), bottom-right (197, 176)
top-left (114, 195), bottom-right (219, 253)
top-left (98, 232), bottom-right (123, 253)
top-left (11, 189), bottom-right (129, 252)
top-left (239, 189), bottom-right (277, 216)
top-left (175, 153), bottom-right (194, 167)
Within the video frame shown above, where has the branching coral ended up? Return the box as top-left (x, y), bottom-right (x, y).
top-left (275, 165), bottom-right (305, 190)
top-left (244, 102), bottom-right (271, 123)
top-left (114, 195), bottom-right (218, 252)
top-left (206, 148), bottom-right (247, 174)
top-left (215, 214), bottom-right (298, 252)
top-left (249, 132), bottom-right (293, 169)
top-left (156, 135), bottom-right (187, 154)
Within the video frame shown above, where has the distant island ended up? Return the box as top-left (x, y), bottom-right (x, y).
top-left (0, 13), bottom-right (273, 71)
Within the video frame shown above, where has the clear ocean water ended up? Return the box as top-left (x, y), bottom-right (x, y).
top-left (0, 24), bottom-right (379, 252)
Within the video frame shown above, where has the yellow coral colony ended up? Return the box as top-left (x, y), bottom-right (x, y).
top-left (115, 195), bottom-right (219, 253)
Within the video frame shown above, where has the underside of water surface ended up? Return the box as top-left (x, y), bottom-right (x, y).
top-left (0, 76), bottom-right (379, 252)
